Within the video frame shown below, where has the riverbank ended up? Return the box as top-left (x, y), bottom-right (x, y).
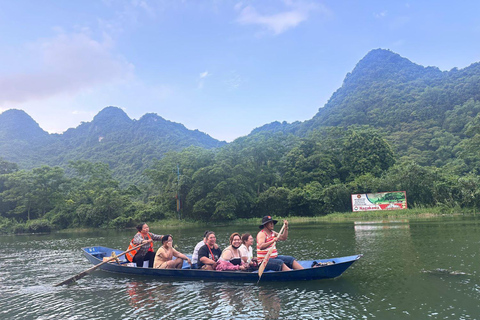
top-left (148, 207), bottom-right (477, 229)
top-left (2, 207), bottom-right (476, 235)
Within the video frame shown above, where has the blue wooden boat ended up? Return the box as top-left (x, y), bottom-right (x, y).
top-left (82, 246), bottom-right (362, 282)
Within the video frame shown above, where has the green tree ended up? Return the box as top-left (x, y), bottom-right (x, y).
top-left (341, 127), bottom-right (396, 181)
top-left (255, 186), bottom-right (291, 217)
top-left (0, 170), bottom-right (35, 221)
top-left (0, 158), bottom-right (18, 175)
top-left (381, 162), bottom-right (437, 207)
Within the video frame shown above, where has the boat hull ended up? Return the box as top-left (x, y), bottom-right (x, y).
top-left (82, 246), bottom-right (361, 282)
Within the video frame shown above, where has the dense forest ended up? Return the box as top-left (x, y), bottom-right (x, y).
top-left (1, 49), bottom-right (480, 233)
top-left (254, 49), bottom-right (480, 174)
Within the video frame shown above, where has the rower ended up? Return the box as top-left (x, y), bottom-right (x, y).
top-left (256, 216), bottom-right (304, 271)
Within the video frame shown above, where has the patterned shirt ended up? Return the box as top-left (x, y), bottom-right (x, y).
top-left (132, 232), bottom-right (163, 258)
top-left (256, 229), bottom-right (278, 262)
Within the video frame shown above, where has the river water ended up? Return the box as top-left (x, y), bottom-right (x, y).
top-left (0, 216), bottom-right (479, 319)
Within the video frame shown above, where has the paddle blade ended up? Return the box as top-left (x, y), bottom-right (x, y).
top-left (55, 244), bottom-right (143, 287)
top-left (258, 261), bottom-right (267, 278)
top-left (54, 271), bottom-right (89, 287)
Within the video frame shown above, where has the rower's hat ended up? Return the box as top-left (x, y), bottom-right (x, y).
top-left (259, 215), bottom-right (278, 229)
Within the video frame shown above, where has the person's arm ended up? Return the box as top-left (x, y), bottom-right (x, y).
top-left (199, 255), bottom-right (217, 267)
top-left (198, 246), bottom-right (217, 267)
top-left (257, 231), bottom-right (277, 250)
top-left (278, 220), bottom-right (289, 241)
top-left (173, 249), bottom-right (191, 264)
top-left (239, 246), bottom-right (248, 263)
top-left (221, 248), bottom-right (233, 261)
top-left (149, 232), bottom-right (164, 241)
top-left (133, 233), bottom-right (151, 245)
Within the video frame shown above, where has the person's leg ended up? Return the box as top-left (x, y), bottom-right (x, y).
top-left (132, 254), bottom-right (143, 267)
top-left (291, 260), bottom-right (304, 270)
top-left (145, 251), bottom-right (155, 268)
top-left (266, 258), bottom-right (289, 271)
top-left (277, 255), bottom-right (303, 270)
top-left (165, 259), bottom-right (184, 269)
top-left (174, 258), bottom-right (184, 269)
top-left (280, 263), bottom-right (291, 271)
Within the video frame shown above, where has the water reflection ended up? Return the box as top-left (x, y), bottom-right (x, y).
top-left (258, 289), bottom-right (281, 319)
top-left (127, 281), bottom-right (156, 311)
top-left (123, 279), bottom-right (286, 319)
top-left (2, 217), bottom-right (480, 319)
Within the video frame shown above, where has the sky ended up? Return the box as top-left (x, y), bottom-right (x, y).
top-left (1, 1), bottom-right (480, 142)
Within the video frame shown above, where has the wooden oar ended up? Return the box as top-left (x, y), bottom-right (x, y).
top-left (54, 243), bottom-right (144, 287)
top-left (257, 223), bottom-right (286, 282)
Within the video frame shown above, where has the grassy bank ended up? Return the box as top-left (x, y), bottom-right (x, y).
top-left (4, 207), bottom-right (476, 235)
top-left (151, 207), bottom-right (477, 229)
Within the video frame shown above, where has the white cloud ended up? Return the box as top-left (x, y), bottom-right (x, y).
top-left (374, 11), bottom-right (387, 19)
top-left (235, 1), bottom-right (321, 35)
top-left (131, 0), bottom-right (157, 18)
top-left (198, 71), bottom-right (211, 89)
top-left (225, 70), bottom-right (243, 90)
top-left (0, 31), bottom-right (134, 105)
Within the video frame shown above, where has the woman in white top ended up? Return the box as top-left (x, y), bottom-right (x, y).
top-left (239, 233), bottom-right (257, 267)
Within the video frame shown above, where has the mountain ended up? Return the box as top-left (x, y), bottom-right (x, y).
top-left (306, 49), bottom-right (449, 128)
top-left (0, 107), bottom-right (226, 183)
top-left (2, 48), bottom-right (480, 181)
top-left (253, 49), bottom-right (480, 170)
top-left (0, 109), bottom-right (50, 141)
top-left (0, 109), bottom-right (54, 165)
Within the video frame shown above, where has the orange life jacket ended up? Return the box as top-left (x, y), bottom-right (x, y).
top-left (125, 233), bottom-right (153, 262)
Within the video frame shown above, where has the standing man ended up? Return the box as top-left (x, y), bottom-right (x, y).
top-left (256, 216), bottom-right (304, 271)
top-left (125, 223), bottom-right (163, 268)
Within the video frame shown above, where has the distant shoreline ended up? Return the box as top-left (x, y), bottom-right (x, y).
top-left (146, 207), bottom-right (477, 229)
top-left (6, 208), bottom-right (474, 235)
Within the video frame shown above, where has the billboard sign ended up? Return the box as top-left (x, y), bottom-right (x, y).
top-left (351, 191), bottom-right (407, 212)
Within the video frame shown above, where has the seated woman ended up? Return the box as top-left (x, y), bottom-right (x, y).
top-left (217, 233), bottom-right (248, 271)
top-left (198, 231), bottom-right (222, 270)
top-left (125, 223), bottom-right (163, 268)
top-left (239, 233), bottom-right (258, 269)
top-left (191, 230), bottom-right (219, 269)
top-left (153, 234), bottom-right (191, 269)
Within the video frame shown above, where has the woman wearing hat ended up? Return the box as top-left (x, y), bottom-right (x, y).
top-left (256, 216), bottom-right (304, 271)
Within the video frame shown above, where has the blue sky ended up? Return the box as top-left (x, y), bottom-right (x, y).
top-left (1, 1), bottom-right (480, 142)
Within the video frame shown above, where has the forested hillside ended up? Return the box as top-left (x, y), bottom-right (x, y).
top-left (0, 107), bottom-right (226, 183)
top-left (1, 48), bottom-right (480, 233)
top-left (254, 49), bottom-right (480, 174)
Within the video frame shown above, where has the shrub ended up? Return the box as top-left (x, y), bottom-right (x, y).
top-left (26, 219), bottom-right (52, 233)
top-left (108, 216), bottom-right (136, 229)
